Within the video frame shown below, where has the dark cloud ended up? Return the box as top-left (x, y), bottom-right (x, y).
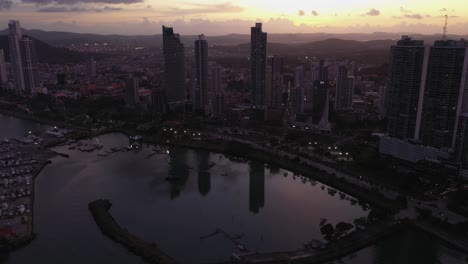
top-left (102, 6), bottom-right (121, 11)
top-left (37, 5), bottom-right (122, 12)
top-left (364, 8), bottom-right (380, 16)
top-left (0, 0), bottom-right (12, 10)
top-left (298, 10), bottom-right (304, 16)
top-left (311, 10), bottom-right (319, 16)
top-left (23, 0), bottom-right (142, 5)
top-left (404, 14), bottom-right (423, 19)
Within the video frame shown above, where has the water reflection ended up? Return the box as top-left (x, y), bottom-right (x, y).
top-left (167, 147), bottom-right (190, 199)
top-left (197, 151), bottom-right (211, 196)
top-left (249, 162), bottom-right (265, 213)
top-left (328, 229), bottom-right (465, 264)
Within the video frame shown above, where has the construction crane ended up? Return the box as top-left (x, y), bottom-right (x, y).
top-left (443, 14), bottom-right (448, 41)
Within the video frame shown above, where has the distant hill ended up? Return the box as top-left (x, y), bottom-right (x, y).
top-left (0, 35), bottom-right (84, 64)
top-left (214, 38), bottom-right (395, 63)
top-left (1, 28), bottom-right (467, 48)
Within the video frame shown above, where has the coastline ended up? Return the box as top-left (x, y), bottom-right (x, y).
top-left (0, 111), bottom-right (466, 263)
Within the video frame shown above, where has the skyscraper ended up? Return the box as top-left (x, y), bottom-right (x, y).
top-left (85, 55), bottom-right (96, 78)
top-left (20, 36), bottom-right (39, 95)
top-left (335, 65), bottom-right (355, 111)
top-left (125, 76), bottom-right (140, 106)
top-left (193, 34), bottom-right (208, 112)
top-left (269, 55), bottom-right (284, 109)
top-left (153, 89), bottom-right (167, 115)
top-left (8, 20), bottom-right (25, 93)
top-left (316, 60), bottom-right (329, 82)
top-left (311, 80), bottom-right (329, 128)
top-left (420, 39), bottom-right (468, 149)
top-left (0, 49), bottom-right (7, 87)
top-left (250, 23), bottom-right (267, 107)
top-left (291, 65), bottom-right (305, 117)
top-left (163, 26), bottom-right (186, 106)
top-left (210, 64), bottom-right (223, 95)
top-left (387, 36), bottom-right (427, 140)
top-left (210, 64), bottom-right (224, 116)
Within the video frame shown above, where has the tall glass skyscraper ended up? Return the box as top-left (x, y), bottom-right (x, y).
top-left (335, 65), bottom-right (355, 111)
top-left (250, 23), bottom-right (267, 107)
top-left (387, 36), bottom-right (427, 140)
top-left (193, 34), bottom-right (208, 112)
top-left (162, 26), bottom-right (186, 106)
top-left (420, 39), bottom-right (468, 149)
top-left (20, 36), bottom-right (39, 95)
top-left (0, 49), bottom-right (7, 87)
top-left (8, 20), bottom-right (25, 93)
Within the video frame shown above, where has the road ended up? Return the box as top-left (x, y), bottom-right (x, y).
top-left (206, 131), bottom-right (467, 225)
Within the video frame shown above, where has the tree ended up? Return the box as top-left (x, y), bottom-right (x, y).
top-left (336, 222), bottom-right (354, 233)
top-left (320, 224), bottom-right (335, 236)
top-left (353, 217), bottom-right (368, 227)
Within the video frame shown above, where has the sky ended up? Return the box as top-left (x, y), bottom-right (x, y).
top-left (0, 0), bottom-right (467, 35)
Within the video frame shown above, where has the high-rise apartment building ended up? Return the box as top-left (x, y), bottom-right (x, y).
top-left (163, 26), bottom-right (186, 106)
top-left (269, 55), bottom-right (284, 109)
top-left (125, 76), bottom-right (140, 106)
top-left (20, 36), bottom-right (39, 95)
top-left (0, 49), bottom-right (7, 87)
top-left (193, 34), bottom-right (208, 112)
top-left (250, 23), bottom-right (267, 107)
top-left (420, 39), bottom-right (468, 149)
top-left (311, 80), bottom-right (329, 128)
top-left (381, 36), bottom-right (468, 166)
top-left (8, 20), bottom-right (25, 93)
top-left (291, 65), bottom-right (305, 117)
top-left (387, 36), bottom-right (427, 140)
top-left (335, 65), bottom-right (355, 111)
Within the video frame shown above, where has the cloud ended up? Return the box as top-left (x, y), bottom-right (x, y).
top-left (298, 10), bottom-right (304, 16)
top-left (440, 8), bottom-right (447, 12)
top-left (158, 2), bottom-right (243, 16)
top-left (8, 16), bottom-right (468, 36)
top-left (0, 0), bottom-right (12, 10)
top-left (311, 10), bottom-right (319, 16)
top-left (404, 14), bottom-right (423, 19)
top-left (364, 8), bottom-right (380, 16)
top-left (22, 0), bottom-right (142, 5)
top-left (102, 6), bottom-right (121, 11)
top-left (37, 5), bottom-right (122, 12)
top-left (400, 6), bottom-right (412, 14)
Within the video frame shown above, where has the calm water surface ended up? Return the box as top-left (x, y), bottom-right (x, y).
top-left (1, 115), bottom-right (464, 264)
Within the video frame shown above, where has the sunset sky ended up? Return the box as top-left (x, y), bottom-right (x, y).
top-left (0, 0), bottom-right (467, 35)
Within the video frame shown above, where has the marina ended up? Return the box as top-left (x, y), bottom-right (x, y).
top-left (3, 132), bottom-right (369, 264)
top-left (0, 115), bottom-right (466, 264)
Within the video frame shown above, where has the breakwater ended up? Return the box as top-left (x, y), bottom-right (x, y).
top-left (88, 199), bottom-right (176, 264)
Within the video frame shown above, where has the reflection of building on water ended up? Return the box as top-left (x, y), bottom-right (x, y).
top-left (197, 151), bottom-right (211, 196)
top-left (167, 147), bottom-right (190, 199)
top-left (249, 162), bottom-right (265, 213)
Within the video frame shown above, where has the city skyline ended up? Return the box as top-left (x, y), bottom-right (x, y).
top-left (0, 0), bottom-right (467, 35)
top-left (0, 12), bottom-right (468, 264)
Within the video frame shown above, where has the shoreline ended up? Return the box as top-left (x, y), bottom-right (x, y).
top-left (1, 111), bottom-right (467, 263)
